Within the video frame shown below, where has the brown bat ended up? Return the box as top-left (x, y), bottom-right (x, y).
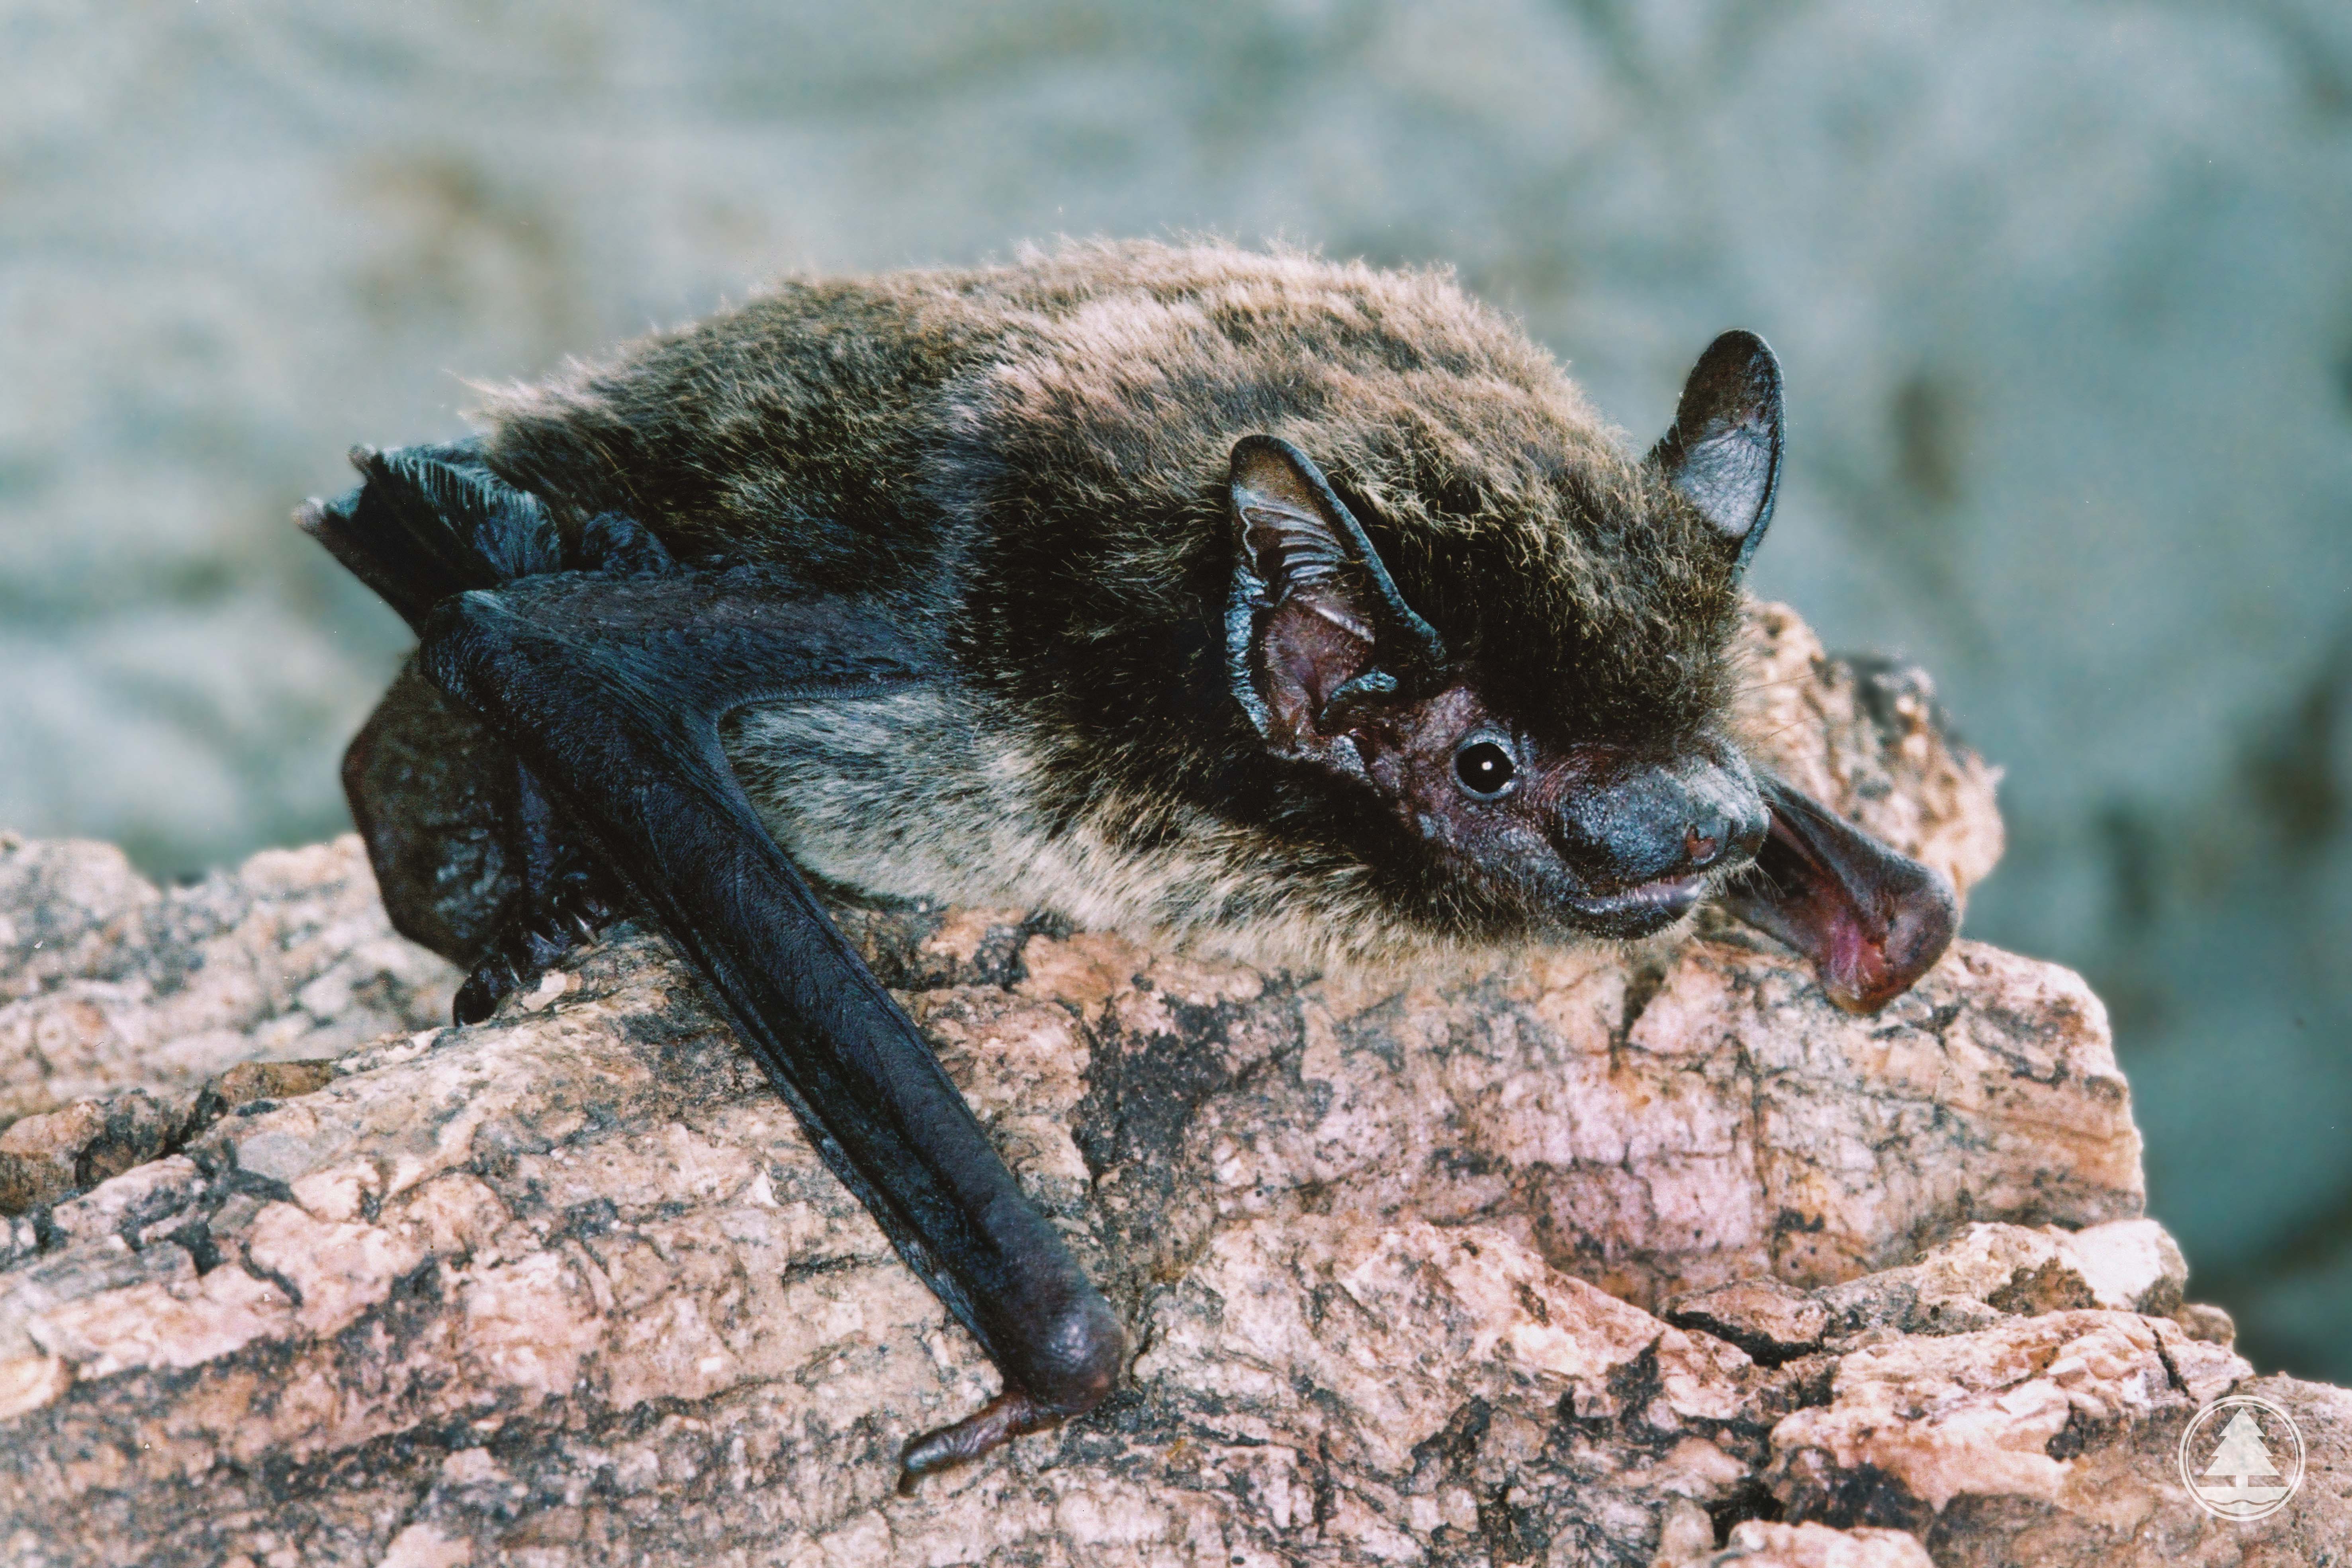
top-left (303, 241), bottom-right (1957, 1484)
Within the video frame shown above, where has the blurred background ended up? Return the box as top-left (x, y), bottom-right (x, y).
top-left (3, 0), bottom-right (2348, 1378)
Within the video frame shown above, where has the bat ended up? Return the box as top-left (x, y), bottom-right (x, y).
top-left (301, 241), bottom-right (1958, 1484)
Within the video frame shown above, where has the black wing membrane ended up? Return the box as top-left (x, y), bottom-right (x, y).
top-left (309, 452), bottom-right (1121, 1483)
top-left (308, 446), bottom-right (673, 994)
top-left (300, 441), bottom-right (563, 630)
top-left (299, 440), bottom-right (677, 628)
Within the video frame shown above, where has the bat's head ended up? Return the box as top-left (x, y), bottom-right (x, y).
top-left (1227, 331), bottom-right (1953, 1007)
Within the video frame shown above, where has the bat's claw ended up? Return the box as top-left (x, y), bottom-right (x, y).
top-left (453, 865), bottom-right (622, 1025)
top-left (897, 1389), bottom-right (1063, 1493)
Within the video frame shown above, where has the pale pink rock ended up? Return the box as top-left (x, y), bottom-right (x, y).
top-left (1682, 1520), bottom-right (1937, 1568)
top-left (0, 608), bottom-right (2335, 1565)
top-left (0, 832), bottom-right (458, 1125)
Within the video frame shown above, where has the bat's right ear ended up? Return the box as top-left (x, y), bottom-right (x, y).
top-left (1225, 436), bottom-right (1446, 774)
top-left (1649, 330), bottom-right (1785, 574)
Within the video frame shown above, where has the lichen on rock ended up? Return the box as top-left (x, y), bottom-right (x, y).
top-left (0, 607), bottom-right (2338, 1566)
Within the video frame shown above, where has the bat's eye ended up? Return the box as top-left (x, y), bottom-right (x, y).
top-left (1453, 738), bottom-right (1518, 799)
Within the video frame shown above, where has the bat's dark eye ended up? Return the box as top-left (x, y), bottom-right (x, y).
top-left (1453, 739), bottom-right (1517, 798)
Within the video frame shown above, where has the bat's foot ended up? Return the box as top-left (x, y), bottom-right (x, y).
top-left (454, 865), bottom-right (622, 1024)
top-left (896, 1296), bottom-right (1123, 1489)
top-left (897, 1389), bottom-right (1064, 1494)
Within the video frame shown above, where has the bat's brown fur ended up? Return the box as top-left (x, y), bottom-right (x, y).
top-left (471, 240), bottom-right (1747, 970)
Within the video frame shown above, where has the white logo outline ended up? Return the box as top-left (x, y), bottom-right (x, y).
top-left (2177, 1394), bottom-right (2304, 1524)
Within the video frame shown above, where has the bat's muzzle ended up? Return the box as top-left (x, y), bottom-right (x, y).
top-left (1552, 755), bottom-right (1767, 884)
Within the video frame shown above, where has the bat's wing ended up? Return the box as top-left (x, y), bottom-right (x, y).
top-left (307, 453), bottom-right (1120, 1483)
top-left (419, 569), bottom-right (1121, 1480)
top-left (338, 658), bottom-right (534, 961)
top-left (308, 448), bottom-right (682, 1016)
top-left (1718, 775), bottom-right (1959, 1013)
top-left (301, 440), bottom-right (565, 632)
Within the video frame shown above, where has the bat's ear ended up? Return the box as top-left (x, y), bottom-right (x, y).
top-left (1649, 330), bottom-right (1785, 574)
top-left (1225, 435), bottom-right (1447, 772)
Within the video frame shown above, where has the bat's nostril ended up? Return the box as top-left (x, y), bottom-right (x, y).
top-left (1684, 821), bottom-right (1724, 869)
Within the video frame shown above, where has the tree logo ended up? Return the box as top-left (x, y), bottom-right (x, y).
top-left (2178, 1395), bottom-right (2303, 1522)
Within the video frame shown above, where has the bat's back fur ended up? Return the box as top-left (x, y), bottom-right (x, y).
top-left (475, 240), bottom-right (1744, 969)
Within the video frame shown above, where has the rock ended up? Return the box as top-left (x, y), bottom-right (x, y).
top-left (2170, 1301), bottom-right (2238, 1347)
top-left (1665, 1279), bottom-right (1833, 1367)
top-left (0, 610), bottom-right (2339, 1564)
top-left (0, 833), bottom-right (459, 1127)
top-left (2059, 1219), bottom-right (2190, 1317)
top-left (1674, 1521), bottom-right (1937, 1568)
top-left (0, 1090), bottom-right (184, 1216)
top-left (1767, 1334), bottom-right (2352, 1566)
top-left (1803, 1219), bottom-right (2193, 1344)
top-left (1732, 604), bottom-right (2004, 908)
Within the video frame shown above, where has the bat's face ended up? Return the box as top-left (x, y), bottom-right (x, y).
top-left (1330, 679), bottom-right (1769, 938)
top-left (1224, 446), bottom-right (1766, 938)
top-left (1223, 333), bottom-right (1953, 1006)
top-left (1224, 408), bottom-right (1773, 941)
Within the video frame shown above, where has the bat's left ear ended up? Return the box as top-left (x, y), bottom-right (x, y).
top-left (1225, 435), bottom-right (1447, 775)
top-left (1649, 330), bottom-right (1785, 574)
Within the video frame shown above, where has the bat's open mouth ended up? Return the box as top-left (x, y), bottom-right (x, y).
top-left (1562, 871), bottom-right (1709, 936)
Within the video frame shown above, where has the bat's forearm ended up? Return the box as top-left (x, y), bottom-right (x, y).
top-left (408, 564), bottom-right (1119, 1472)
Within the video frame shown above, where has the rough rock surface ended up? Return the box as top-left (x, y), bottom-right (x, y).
top-left (0, 615), bottom-right (2340, 1565)
top-left (0, 832), bottom-right (459, 1125)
